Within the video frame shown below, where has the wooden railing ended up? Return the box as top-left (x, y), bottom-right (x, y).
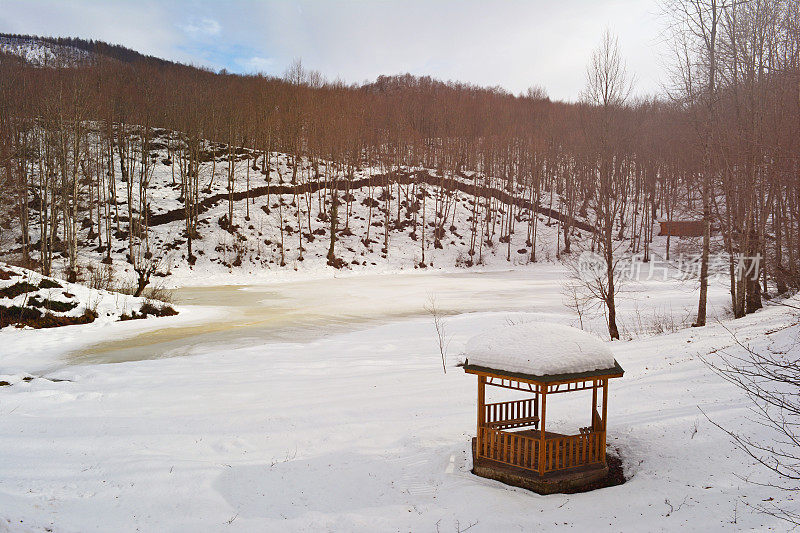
top-left (477, 427), bottom-right (605, 473)
top-left (477, 426), bottom-right (539, 469)
top-left (541, 432), bottom-right (605, 473)
top-left (484, 398), bottom-right (538, 429)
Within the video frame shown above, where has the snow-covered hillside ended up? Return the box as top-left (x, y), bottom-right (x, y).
top-left (0, 262), bottom-right (176, 330)
top-left (0, 35), bottom-right (89, 67)
top-left (0, 127), bottom-right (584, 287)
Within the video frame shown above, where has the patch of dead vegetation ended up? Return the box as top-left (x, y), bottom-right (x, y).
top-left (0, 281), bottom-right (39, 299)
top-left (119, 301), bottom-right (178, 321)
top-left (0, 305), bottom-right (97, 329)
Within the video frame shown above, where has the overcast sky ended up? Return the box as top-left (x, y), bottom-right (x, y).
top-left (0, 0), bottom-right (670, 102)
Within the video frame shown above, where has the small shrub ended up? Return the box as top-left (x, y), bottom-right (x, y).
top-left (113, 281), bottom-right (139, 296)
top-left (141, 284), bottom-right (174, 303)
top-left (138, 302), bottom-right (160, 316)
top-left (85, 295), bottom-right (100, 317)
top-left (35, 310), bottom-right (96, 328)
top-left (124, 302), bottom-right (178, 320)
top-left (156, 305), bottom-right (178, 317)
top-left (114, 282), bottom-right (174, 303)
top-left (88, 264), bottom-right (114, 291)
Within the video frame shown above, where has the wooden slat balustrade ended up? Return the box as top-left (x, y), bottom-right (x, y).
top-left (540, 432), bottom-right (605, 472)
top-left (484, 397), bottom-right (539, 430)
top-left (477, 427), bottom-right (539, 469)
top-left (477, 427), bottom-right (605, 473)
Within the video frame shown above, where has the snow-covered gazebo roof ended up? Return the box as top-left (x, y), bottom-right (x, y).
top-left (462, 322), bottom-right (623, 383)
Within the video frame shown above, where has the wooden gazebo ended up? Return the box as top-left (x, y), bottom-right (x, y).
top-left (462, 323), bottom-right (624, 494)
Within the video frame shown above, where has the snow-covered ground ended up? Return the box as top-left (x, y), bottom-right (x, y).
top-left (1, 266), bottom-right (796, 531)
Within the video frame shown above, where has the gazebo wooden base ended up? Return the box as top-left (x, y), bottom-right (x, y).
top-left (471, 437), bottom-right (608, 495)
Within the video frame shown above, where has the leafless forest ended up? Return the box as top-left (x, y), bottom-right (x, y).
top-left (0, 0), bottom-right (798, 335)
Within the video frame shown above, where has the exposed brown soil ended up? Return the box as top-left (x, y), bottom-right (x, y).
top-left (0, 305), bottom-right (97, 329)
top-left (37, 278), bottom-right (62, 289)
top-left (0, 376), bottom-right (72, 387)
top-left (0, 281), bottom-right (39, 298)
top-left (27, 296), bottom-right (79, 312)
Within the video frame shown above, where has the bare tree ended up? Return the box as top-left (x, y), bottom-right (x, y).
top-left (701, 323), bottom-right (800, 526)
top-left (425, 295), bottom-right (449, 374)
top-left (581, 29), bottom-right (635, 340)
top-left (663, 0), bottom-right (728, 326)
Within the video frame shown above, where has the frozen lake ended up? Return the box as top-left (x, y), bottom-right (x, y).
top-left (68, 266), bottom-right (722, 365)
top-left (68, 268), bottom-right (574, 364)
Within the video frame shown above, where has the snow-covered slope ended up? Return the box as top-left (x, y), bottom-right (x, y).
top-left (0, 262), bottom-right (176, 330)
top-left (0, 35), bottom-right (89, 67)
top-left (0, 127), bottom-right (580, 287)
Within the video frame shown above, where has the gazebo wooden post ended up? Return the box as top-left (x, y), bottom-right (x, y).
top-left (477, 375), bottom-right (486, 455)
top-left (601, 378), bottom-right (608, 463)
top-left (591, 380), bottom-right (598, 431)
top-left (538, 389), bottom-right (547, 475)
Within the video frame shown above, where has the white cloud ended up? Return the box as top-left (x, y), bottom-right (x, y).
top-left (179, 17), bottom-right (221, 38)
top-left (0, 0), bottom-right (669, 101)
top-left (236, 56), bottom-right (276, 74)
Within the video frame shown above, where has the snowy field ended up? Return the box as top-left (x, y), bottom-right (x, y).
top-left (1, 267), bottom-right (797, 532)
